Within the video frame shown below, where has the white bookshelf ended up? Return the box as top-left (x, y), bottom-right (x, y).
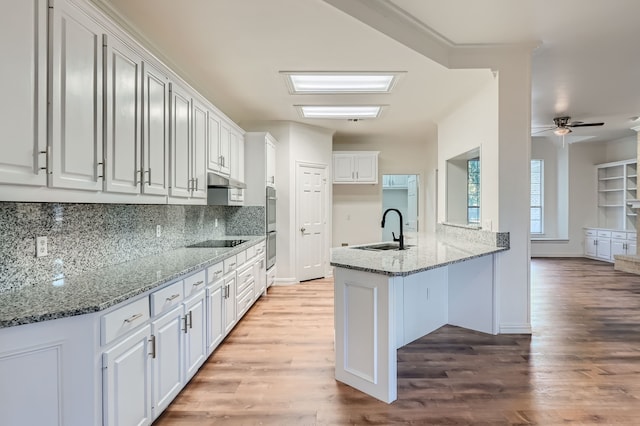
top-left (596, 159), bottom-right (637, 231)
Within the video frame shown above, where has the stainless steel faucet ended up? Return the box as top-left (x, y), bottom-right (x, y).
top-left (381, 208), bottom-right (405, 250)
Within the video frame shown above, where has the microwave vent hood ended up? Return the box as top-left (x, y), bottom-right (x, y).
top-left (207, 173), bottom-right (246, 189)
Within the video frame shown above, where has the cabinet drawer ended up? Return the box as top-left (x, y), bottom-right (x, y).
top-left (207, 261), bottom-right (224, 283)
top-left (612, 232), bottom-right (627, 239)
top-left (245, 245), bottom-right (256, 261)
top-left (236, 250), bottom-right (247, 266)
top-left (224, 255), bottom-right (237, 274)
top-left (184, 270), bottom-right (206, 299)
top-left (101, 297), bottom-right (150, 346)
top-left (597, 230), bottom-right (611, 238)
top-left (236, 285), bottom-right (254, 318)
top-left (584, 229), bottom-right (597, 236)
top-left (254, 242), bottom-right (266, 257)
top-left (150, 280), bottom-right (184, 317)
top-left (628, 232), bottom-right (637, 241)
top-left (237, 264), bottom-right (255, 295)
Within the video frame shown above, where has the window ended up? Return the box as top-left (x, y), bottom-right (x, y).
top-left (467, 158), bottom-right (480, 224)
top-left (531, 159), bottom-right (543, 234)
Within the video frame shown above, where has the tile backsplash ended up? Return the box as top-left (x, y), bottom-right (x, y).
top-left (0, 202), bottom-right (265, 293)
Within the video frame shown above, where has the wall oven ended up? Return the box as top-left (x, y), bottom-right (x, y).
top-left (266, 186), bottom-right (276, 232)
top-left (266, 230), bottom-right (276, 270)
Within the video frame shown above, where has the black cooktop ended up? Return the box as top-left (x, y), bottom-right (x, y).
top-left (186, 239), bottom-right (247, 248)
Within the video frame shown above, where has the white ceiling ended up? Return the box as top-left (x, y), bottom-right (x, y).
top-left (97, 0), bottom-right (640, 144)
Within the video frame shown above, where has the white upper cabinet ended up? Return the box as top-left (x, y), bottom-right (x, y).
top-left (206, 110), bottom-right (230, 176)
top-left (104, 34), bottom-right (142, 195)
top-left (190, 98), bottom-right (207, 199)
top-left (142, 61), bottom-right (170, 196)
top-left (266, 137), bottom-right (276, 187)
top-left (169, 82), bottom-right (192, 198)
top-left (49, 0), bottom-right (105, 191)
top-left (0, 0), bottom-right (47, 187)
top-left (333, 151), bottom-right (379, 184)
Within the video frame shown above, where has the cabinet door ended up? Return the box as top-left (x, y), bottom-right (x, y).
top-left (596, 238), bottom-right (611, 260)
top-left (585, 236), bottom-right (597, 257)
top-left (223, 273), bottom-right (237, 335)
top-left (207, 281), bottom-right (224, 354)
top-left (266, 139), bottom-right (276, 187)
top-left (50, 0), bottom-right (104, 191)
top-left (220, 121), bottom-right (231, 176)
top-left (628, 242), bottom-right (637, 255)
top-left (333, 154), bottom-right (355, 182)
top-left (190, 99), bottom-right (207, 199)
top-left (169, 82), bottom-right (191, 198)
top-left (104, 34), bottom-right (142, 194)
top-left (142, 62), bottom-right (169, 196)
top-left (0, 0), bottom-right (47, 186)
top-left (355, 154), bottom-right (377, 183)
top-left (103, 325), bottom-right (152, 426)
top-left (611, 239), bottom-right (627, 258)
top-left (229, 128), bottom-right (241, 182)
top-left (151, 306), bottom-right (183, 419)
top-left (184, 292), bottom-right (207, 380)
top-left (206, 111), bottom-right (222, 173)
top-left (255, 256), bottom-right (267, 296)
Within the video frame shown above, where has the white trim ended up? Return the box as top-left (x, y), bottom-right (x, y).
top-left (499, 323), bottom-right (533, 334)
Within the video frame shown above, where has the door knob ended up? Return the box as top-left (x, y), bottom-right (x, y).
top-left (300, 227), bottom-right (306, 233)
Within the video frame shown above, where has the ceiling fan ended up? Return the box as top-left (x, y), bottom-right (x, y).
top-left (534, 116), bottom-right (605, 136)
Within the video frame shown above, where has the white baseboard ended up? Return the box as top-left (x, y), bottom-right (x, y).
top-left (273, 277), bottom-right (299, 286)
top-left (499, 323), bottom-right (532, 334)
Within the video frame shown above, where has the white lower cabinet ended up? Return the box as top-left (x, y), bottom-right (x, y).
top-left (150, 305), bottom-right (183, 419)
top-left (223, 271), bottom-right (237, 335)
top-left (584, 228), bottom-right (636, 261)
top-left (183, 290), bottom-right (207, 381)
top-left (255, 255), bottom-right (267, 296)
top-left (103, 324), bottom-right (153, 426)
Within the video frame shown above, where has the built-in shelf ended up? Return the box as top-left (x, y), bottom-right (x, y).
top-left (627, 213), bottom-right (638, 217)
top-left (599, 188), bottom-right (623, 192)
top-left (599, 204), bottom-right (625, 207)
top-left (597, 159), bottom-right (638, 232)
top-left (599, 176), bottom-right (624, 181)
top-left (629, 174), bottom-right (638, 178)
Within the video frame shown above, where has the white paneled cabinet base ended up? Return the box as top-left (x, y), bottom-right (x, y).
top-left (584, 228), bottom-right (636, 262)
top-left (0, 0), bottom-right (243, 205)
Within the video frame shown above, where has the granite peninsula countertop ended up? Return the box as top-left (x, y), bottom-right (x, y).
top-left (0, 236), bottom-right (264, 329)
top-left (330, 232), bottom-right (507, 276)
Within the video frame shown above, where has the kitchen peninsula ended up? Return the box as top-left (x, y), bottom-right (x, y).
top-left (330, 226), bottom-right (508, 403)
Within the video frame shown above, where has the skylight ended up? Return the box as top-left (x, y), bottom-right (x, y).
top-left (283, 72), bottom-right (400, 94)
top-left (298, 105), bottom-right (382, 119)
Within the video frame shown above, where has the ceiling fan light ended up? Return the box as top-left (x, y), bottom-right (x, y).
top-left (554, 127), bottom-right (572, 136)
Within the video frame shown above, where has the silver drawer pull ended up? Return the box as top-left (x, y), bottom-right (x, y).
top-left (193, 280), bottom-right (204, 287)
top-left (229, 262), bottom-right (236, 268)
top-left (166, 294), bottom-right (180, 302)
top-left (214, 270), bottom-right (222, 277)
top-left (124, 313), bottom-right (143, 323)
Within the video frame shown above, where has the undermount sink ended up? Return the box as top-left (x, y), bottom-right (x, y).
top-left (352, 242), bottom-right (412, 251)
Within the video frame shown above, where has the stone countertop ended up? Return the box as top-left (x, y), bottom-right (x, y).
top-left (330, 232), bottom-right (507, 276)
top-left (0, 236), bottom-right (264, 329)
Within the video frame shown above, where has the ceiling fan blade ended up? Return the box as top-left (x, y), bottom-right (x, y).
top-left (568, 122), bottom-right (604, 127)
top-left (531, 127), bottom-right (554, 135)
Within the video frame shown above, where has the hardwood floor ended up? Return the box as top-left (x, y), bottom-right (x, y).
top-left (154, 258), bottom-right (640, 425)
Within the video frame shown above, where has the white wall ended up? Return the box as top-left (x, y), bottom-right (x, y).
top-left (531, 135), bottom-right (636, 257)
top-left (332, 128), bottom-right (437, 246)
top-left (241, 120), bottom-right (334, 283)
top-left (438, 78), bottom-right (499, 229)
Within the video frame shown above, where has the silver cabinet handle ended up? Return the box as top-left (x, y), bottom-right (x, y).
top-left (188, 311), bottom-right (193, 329)
top-left (300, 227), bottom-right (306, 233)
top-left (166, 294), bottom-right (180, 302)
top-left (193, 280), bottom-right (204, 287)
top-left (183, 315), bottom-right (189, 333)
top-left (97, 162), bottom-right (104, 179)
top-left (124, 313), bottom-right (143, 323)
top-left (38, 150), bottom-right (48, 172)
top-left (149, 335), bottom-right (156, 359)
top-left (146, 168), bottom-right (151, 185)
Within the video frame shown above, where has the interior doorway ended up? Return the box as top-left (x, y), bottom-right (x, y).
top-left (296, 162), bottom-right (327, 282)
top-left (382, 174), bottom-right (419, 241)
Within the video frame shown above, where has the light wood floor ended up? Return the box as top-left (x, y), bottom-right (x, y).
top-left (154, 258), bottom-right (640, 425)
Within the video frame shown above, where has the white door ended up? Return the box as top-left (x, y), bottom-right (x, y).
top-left (103, 325), bottom-right (152, 426)
top-left (219, 122), bottom-right (231, 176)
top-left (297, 163), bottom-right (326, 282)
top-left (150, 306), bottom-right (183, 419)
top-left (406, 175), bottom-right (418, 232)
top-left (50, 0), bottom-right (104, 191)
top-left (266, 139), bottom-right (276, 187)
top-left (0, 0), bottom-right (47, 186)
top-left (585, 236), bottom-right (597, 257)
top-left (104, 34), bottom-right (142, 194)
top-left (333, 154), bottom-right (354, 182)
top-left (206, 111), bottom-right (222, 173)
top-left (611, 239), bottom-right (626, 258)
top-left (206, 281), bottom-right (224, 354)
top-left (169, 82), bottom-right (191, 198)
top-left (354, 154), bottom-right (377, 182)
top-left (142, 61), bottom-right (169, 196)
top-left (223, 273), bottom-right (237, 335)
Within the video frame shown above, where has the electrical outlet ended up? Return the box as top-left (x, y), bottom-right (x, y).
top-left (36, 236), bottom-right (48, 257)
top-left (156, 225), bottom-right (162, 238)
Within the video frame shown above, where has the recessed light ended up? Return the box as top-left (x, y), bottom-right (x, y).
top-left (297, 105), bottom-right (383, 119)
top-left (282, 72), bottom-right (403, 94)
